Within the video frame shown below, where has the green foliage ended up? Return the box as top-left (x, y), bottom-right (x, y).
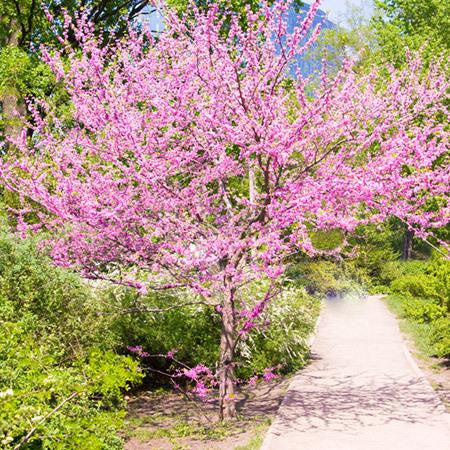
top-left (288, 259), bottom-right (367, 298)
top-left (372, 0), bottom-right (449, 65)
top-left (426, 252), bottom-right (450, 310)
top-left (310, 229), bottom-right (344, 252)
top-left (0, 227), bottom-right (142, 448)
top-left (387, 254), bottom-right (449, 309)
top-left (401, 298), bottom-right (445, 324)
top-left (391, 274), bottom-right (439, 302)
top-left (108, 287), bottom-right (221, 370)
top-left (349, 223), bottom-right (401, 282)
top-left (0, 47), bottom-right (55, 98)
top-left (107, 281), bottom-right (320, 381)
top-left (0, 229), bottom-right (119, 357)
top-left (304, 3), bottom-right (375, 73)
top-left (0, 323), bottom-right (141, 449)
top-left (386, 294), bottom-right (450, 360)
top-left (381, 252), bottom-right (450, 360)
top-left (0, 1), bottom-right (154, 49)
top-left (430, 317), bottom-right (450, 359)
top-left (236, 285), bottom-right (320, 378)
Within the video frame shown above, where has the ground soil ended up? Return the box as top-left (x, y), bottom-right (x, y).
top-left (124, 375), bottom-right (291, 449)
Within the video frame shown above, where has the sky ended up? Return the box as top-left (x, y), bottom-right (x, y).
top-left (319, 0), bottom-right (374, 23)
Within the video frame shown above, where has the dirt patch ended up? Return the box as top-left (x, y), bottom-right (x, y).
top-left (123, 376), bottom-right (291, 450)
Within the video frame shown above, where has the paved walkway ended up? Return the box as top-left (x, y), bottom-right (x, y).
top-left (262, 295), bottom-right (450, 450)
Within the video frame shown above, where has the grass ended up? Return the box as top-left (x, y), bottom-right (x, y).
top-left (127, 419), bottom-right (233, 441)
top-left (384, 294), bottom-right (438, 360)
top-left (125, 412), bottom-right (272, 449)
top-left (125, 413), bottom-right (271, 443)
top-left (233, 422), bottom-right (271, 450)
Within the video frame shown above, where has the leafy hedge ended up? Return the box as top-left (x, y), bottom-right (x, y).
top-left (106, 280), bottom-right (320, 381)
top-left (382, 254), bottom-right (450, 360)
top-left (236, 284), bottom-right (320, 379)
top-left (0, 229), bottom-right (142, 449)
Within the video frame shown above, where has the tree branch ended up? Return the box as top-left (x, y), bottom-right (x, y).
top-left (13, 391), bottom-right (80, 450)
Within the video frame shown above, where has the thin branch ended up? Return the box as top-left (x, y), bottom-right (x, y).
top-left (393, 215), bottom-right (448, 258)
top-left (140, 368), bottom-right (213, 423)
top-left (97, 300), bottom-right (216, 316)
top-left (13, 392), bottom-right (80, 450)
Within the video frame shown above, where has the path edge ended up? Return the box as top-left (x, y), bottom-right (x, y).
top-left (260, 299), bottom-right (324, 450)
top-left (380, 295), bottom-right (450, 425)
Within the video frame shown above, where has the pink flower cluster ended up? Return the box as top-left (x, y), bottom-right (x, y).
top-left (127, 345), bottom-right (150, 358)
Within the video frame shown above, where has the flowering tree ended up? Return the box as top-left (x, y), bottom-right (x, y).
top-left (1, 0), bottom-right (449, 419)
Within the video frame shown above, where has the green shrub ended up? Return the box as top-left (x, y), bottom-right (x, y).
top-left (349, 223), bottom-right (401, 281)
top-left (387, 294), bottom-right (449, 360)
top-left (401, 298), bottom-right (446, 323)
top-left (0, 320), bottom-right (142, 449)
top-left (288, 260), bottom-right (366, 297)
top-left (0, 228), bottom-right (142, 448)
top-left (377, 261), bottom-right (405, 286)
top-left (236, 284), bottom-right (320, 378)
top-left (107, 281), bottom-right (320, 382)
top-left (430, 317), bottom-right (450, 359)
top-left (391, 274), bottom-right (439, 300)
top-left (426, 252), bottom-right (450, 310)
top-left (0, 230), bottom-right (119, 358)
top-left (107, 287), bottom-right (221, 370)
top-left (388, 254), bottom-right (449, 310)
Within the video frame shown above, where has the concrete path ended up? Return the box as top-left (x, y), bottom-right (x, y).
top-left (262, 295), bottom-right (450, 450)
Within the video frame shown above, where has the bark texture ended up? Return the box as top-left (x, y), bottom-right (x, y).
top-left (219, 287), bottom-right (237, 420)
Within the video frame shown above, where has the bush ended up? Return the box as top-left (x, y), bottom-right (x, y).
top-left (288, 260), bottom-right (366, 297)
top-left (391, 274), bottom-right (439, 301)
top-left (107, 287), bottom-right (221, 371)
top-left (430, 317), bottom-right (450, 359)
top-left (0, 223), bottom-right (322, 447)
top-left (0, 230), bottom-right (120, 357)
top-left (401, 297), bottom-right (446, 323)
top-left (349, 223), bottom-right (401, 281)
top-left (387, 294), bottom-right (450, 360)
top-left (236, 285), bottom-right (320, 379)
top-left (0, 228), bottom-right (142, 448)
top-left (426, 252), bottom-right (450, 310)
top-left (107, 280), bottom-right (320, 382)
top-left (0, 320), bottom-right (142, 449)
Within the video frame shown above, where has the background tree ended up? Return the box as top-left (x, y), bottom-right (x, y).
top-left (372, 0), bottom-right (449, 66)
top-left (0, 0), bottom-right (151, 147)
top-left (1, 0), bottom-right (448, 419)
top-left (303, 2), bottom-right (375, 74)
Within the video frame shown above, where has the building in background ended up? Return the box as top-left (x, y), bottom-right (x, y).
top-left (134, 3), bottom-right (164, 35)
top-left (288, 3), bottom-right (337, 77)
top-left (134, 2), bottom-right (336, 77)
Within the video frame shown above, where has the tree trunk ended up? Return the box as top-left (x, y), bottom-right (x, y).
top-left (218, 287), bottom-right (236, 420)
top-left (1, 92), bottom-right (26, 146)
top-left (0, 18), bottom-right (26, 149)
top-left (402, 229), bottom-right (414, 260)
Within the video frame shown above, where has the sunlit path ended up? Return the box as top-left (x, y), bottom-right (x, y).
top-left (262, 295), bottom-right (450, 450)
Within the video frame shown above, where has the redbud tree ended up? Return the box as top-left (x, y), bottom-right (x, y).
top-left (1, 0), bottom-right (449, 419)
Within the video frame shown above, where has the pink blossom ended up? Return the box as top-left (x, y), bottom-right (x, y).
top-left (263, 368), bottom-right (279, 382)
top-left (166, 349), bottom-right (178, 359)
